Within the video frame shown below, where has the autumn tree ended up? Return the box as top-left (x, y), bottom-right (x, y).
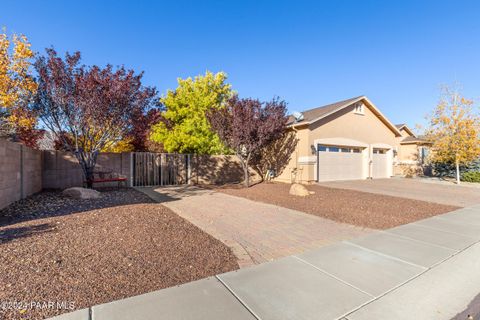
top-left (33, 49), bottom-right (157, 187)
top-left (426, 86), bottom-right (480, 184)
top-left (129, 108), bottom-right (162, 151)
top-left (208, 96), bottom-right (287, 187)
top-left (150, 71), bottom-right (232, 154)
top-left (101, 108), bottom-right (162, 152)
top-left (0, 30), bottom-right (39, 147)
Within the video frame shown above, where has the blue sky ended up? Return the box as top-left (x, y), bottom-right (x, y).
top-left (2, 0), bottom-right (479, 129)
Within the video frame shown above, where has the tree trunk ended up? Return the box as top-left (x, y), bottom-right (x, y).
top-left (243, 164), bottom-right (249, 188)
top-left (85, 166), bottom-right (95, 189)
top-left (237, 153), bottom-right (250, 188)
top-left (74, 150), bottom-right (98, 189)
top-left (456, 159), bottom-right (461, 185)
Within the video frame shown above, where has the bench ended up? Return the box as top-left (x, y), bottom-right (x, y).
top-left (84, 171), bottom-right (127, 188)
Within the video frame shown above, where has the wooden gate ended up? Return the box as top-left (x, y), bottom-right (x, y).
top-left (132, 153), bottom-right (190, 187)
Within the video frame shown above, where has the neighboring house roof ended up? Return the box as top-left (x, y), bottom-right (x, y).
top-left (37, 131), bottom-right (56, 150)
top-left (287, 95), bottom-right (402, 137)
top-left (395, 124), bottom-right (432, 145)
top-left (395, 123), bottom-right (416, 137)
top-left (400, 135), bottom-right (432, 145)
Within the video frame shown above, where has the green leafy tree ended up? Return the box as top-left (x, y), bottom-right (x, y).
top-left (151, 71), bottom-right (232, 154)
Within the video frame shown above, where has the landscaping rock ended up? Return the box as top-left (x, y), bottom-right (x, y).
top-left (62, 187), bottom-right (101, 199)
top-left (289, 183), bottom-right (311, 197)
top-left (0, 189), bottom-right (238, 319)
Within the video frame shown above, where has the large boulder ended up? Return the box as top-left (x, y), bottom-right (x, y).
top-left (62, 187), bottom-right (101, 199)
top-left (289, 183), bottom-right (312, 197)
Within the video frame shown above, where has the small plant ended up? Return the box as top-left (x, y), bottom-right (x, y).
top-left (461, 171), bottom-right (480, 183)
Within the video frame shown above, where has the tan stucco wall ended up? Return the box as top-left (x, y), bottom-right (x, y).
top-left (398, 143), bottom-right (419, 162)
top-left (394, 126), bottom-right (426, 176)
top-left (399, 127), bottom-right (411, 138)
top-left (309, 105), bottom-right (398, 147)
top-left (275, 126), bottom-right (312, 183)
top-left (276, 103), bottom-right (399, 183)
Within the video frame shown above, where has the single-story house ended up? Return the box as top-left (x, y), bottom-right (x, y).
top-left (394, 123), bottom-right (431, 175)
top-left (275, 95), bottom-right (431, 183)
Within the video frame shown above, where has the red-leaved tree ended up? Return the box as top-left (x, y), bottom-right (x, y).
top-left (129, 108), bottom-right (162, 151)
top-left (208, 95), bottom-right (287, 187)
top-left (33, 49), bottom-right (157, 187)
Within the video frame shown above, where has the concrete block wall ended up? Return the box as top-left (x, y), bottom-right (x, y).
top-left (21, 144), bottom-right (43, 198)
top-left (42, 151), bottom-right (132, 189)
top-left (0, 139), bottom-right (42, 209)
top-left (1, 139), bottom-right (132, 209)
top-left (0, 141), bottom-right (259, 210)
top-left (42, 151), bottom-right (84, 189)
top-left (190, 155), bottom-right (260, 185)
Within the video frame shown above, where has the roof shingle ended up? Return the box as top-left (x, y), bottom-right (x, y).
top-left (287, 96), bottom-right (364, 125)
top-left (401, 136), bottom-right (431, 144)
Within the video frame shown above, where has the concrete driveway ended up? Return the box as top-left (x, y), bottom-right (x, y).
top-left (318, 178), bottom-right (480, 207)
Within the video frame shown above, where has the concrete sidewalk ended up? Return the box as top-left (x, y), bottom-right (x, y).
top-left (51, 205), bottom-right (480, 320)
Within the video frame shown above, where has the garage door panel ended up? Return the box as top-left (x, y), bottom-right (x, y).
top-left (317, 151), bottom-right (364, 182)
top-left (372, 153), bottom-right (388, 178)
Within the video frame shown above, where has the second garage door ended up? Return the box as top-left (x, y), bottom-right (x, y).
top-left (372, 148), bottom-right (389, 178)
top-left (317, 145), bottom-right (364, 181)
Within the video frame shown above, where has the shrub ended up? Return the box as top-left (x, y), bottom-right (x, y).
top-left (432, 159), bottom-right (480, 177)
top-left (461, 171), bottom-right (480, 183)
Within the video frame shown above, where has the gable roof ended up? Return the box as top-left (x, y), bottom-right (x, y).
top-left (400, 135), bottom-right (432, 145)
top-left (287, 96), bottom-right (363, 126)
top-left (288, 96), bottom-right (402, 136)
top-left (395, 123), bottom-right (416, 137)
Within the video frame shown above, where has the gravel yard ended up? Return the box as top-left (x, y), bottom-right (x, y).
top-left (218, 182), bottom-right (459, 229)
top-left (0, 189), bottom-right (238, 320)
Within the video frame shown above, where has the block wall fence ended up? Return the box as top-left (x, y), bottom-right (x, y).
top-left (0, 139), bottom-right (42, 209)
top-left (42, 151), bottom-right (132, 189)
top-left (0, 139), bottom-right (256, 210)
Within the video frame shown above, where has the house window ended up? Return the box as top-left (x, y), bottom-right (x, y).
top-left (420, 147), bottom-right (429, 164)
top-left (318, 145), bottom-right (362, 153)
top-left (354, 103), bottom-right (364, 115)
top-left (373, 149), bottom-right (387, 154)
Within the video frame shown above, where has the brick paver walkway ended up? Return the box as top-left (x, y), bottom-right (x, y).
top-left (137, 186), bottom-right (372, 268)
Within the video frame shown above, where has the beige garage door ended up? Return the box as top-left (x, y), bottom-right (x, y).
top-left (317, 145), bottom-right (364, 181)
top-left (372, 148), bottom-right (388, 178)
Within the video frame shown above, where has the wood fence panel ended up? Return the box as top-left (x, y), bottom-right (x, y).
top-left (132, 152), bottom-right (189, 187)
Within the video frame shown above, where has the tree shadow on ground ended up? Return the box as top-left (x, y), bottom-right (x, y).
top-left (0, 223), bottom-right (55, 243)
top-left (135, 185), bottom-right (217, 203)
top-left (191, 155), bottom-right (249, 185)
